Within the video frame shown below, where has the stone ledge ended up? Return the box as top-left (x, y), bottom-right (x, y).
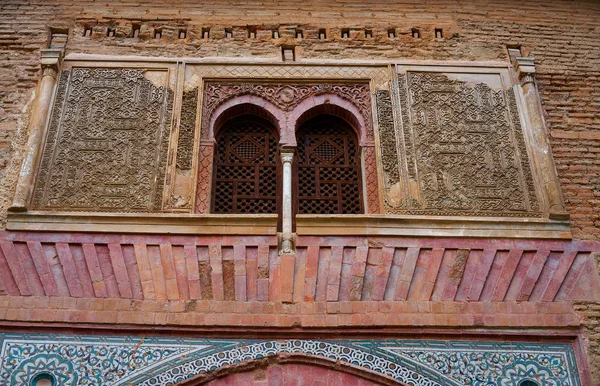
top-left (296, 214), bottom-right (572, 239)
top-left (7, 212), bottom-right (572, 239)
top-left (6, 212), bottom-right (278, 235)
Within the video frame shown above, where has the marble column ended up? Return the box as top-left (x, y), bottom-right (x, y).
top-left (10, 49), bottom-right (63, 211)
top-left (515, 57), bottom-right (569, 220)
top-left (279, 148), bottom-right (295, 255)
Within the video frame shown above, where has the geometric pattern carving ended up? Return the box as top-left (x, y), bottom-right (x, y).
top-left (194, 144), bottom-right (214, 213)
top-left (363, 145), bottom-right (381, 214)
top-left (297, 115), bottom-right (363, 214)
top-left (32, 67), bottom-right (173, 212)
top-left (0, 334), bottom-right (581, 386)
top-left (176, 88), bottom-right (198, 170)
top-left (191, 64), bottom-right (389, 91)
top-left (212, 116), bottom-right (279, 214)
top-left (384, 72), bottom-right (541, 217)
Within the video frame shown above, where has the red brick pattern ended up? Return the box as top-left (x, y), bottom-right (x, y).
top-left (1, 231), bottom-right (598, 303)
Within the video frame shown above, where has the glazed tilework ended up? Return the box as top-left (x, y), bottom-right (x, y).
top-left (0, 333), bottom-right (580, 385)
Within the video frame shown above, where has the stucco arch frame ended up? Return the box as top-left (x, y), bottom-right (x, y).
top-left (208, 96), bottom-right (286, 143)
top-left (289, 93), bottom-right (368, 146)
top-left (206, 93), bottom-right (369, 147)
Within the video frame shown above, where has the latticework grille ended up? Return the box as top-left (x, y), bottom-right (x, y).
top-left (296, 115), bottom-right (363, 214)
top-left (212, 116), bottom-right (279, 214)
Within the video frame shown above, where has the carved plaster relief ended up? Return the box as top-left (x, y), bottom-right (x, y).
top-left (380, 70), bottom-right (541, 217)
top-left (176, 89), bottom-right (198, 171)
top-left (32, 67), bottom-right (173, 212)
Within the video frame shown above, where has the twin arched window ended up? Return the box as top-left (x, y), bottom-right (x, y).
top-left (212, 114), bottom-right (363, 215)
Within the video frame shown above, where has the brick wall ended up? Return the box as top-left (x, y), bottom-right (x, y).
top-left (0, 0), bottom-right (599, 383)
top-left (1, 0), bottom-right (599, 238)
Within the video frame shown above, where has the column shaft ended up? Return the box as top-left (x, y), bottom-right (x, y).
top-left (10, 67), bottom-right (58, 211)
top-left (279, 150), bottom-right (295, 255)
top-left (521, 78), bottom-right (568, 219)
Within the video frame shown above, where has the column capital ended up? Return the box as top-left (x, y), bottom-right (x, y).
top-left (40, 48), bottom-right (63, 78)
top-left (513, 56), bottom-right (536, 86)
top-left (280, 148), bottom-right (295, 164)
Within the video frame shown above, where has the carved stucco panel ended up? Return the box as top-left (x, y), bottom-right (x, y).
top-left (381, 71), bottom-right (541, 217)
top-left (32, 67), bottom-right (173, 212)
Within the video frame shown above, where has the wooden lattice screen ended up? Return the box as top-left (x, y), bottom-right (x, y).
top-left (296, 115), bottom-right (363, 214)
top-left (212, 116), bottom-right (279, 214)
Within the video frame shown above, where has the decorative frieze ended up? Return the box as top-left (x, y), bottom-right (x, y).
top-left (375, 89), bottom-right (399, 185)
